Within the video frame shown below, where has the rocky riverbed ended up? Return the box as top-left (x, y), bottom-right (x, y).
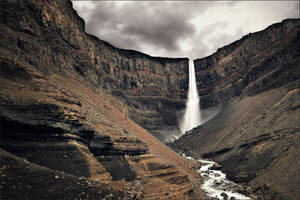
top-left (183, 154), bottom-right (252, 200)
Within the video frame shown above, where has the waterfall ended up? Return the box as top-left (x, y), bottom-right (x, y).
top-left (179, 59), bottom-right (201, 134)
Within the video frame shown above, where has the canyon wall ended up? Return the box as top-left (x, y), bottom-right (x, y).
top-left (0, 0), bottom-right (206, 199)
top-left (195, 19), bottom-right (299, 109)
top-left (173, 18), bottom-right (300, 200)
top-left (1, 0), bottom-right (189, 143)
top-left (1, 0), bottom-right (298, 199)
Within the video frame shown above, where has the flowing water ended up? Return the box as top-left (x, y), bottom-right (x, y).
top-left (179, 59), bottom-right (250, 199)
top-left (183, 154), bottom-right (251, 200)
top-left (179, 60), bottom-right (201, 133)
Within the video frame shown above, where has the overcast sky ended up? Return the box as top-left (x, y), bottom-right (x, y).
top-left (72, 1), bottom-right (299, 59)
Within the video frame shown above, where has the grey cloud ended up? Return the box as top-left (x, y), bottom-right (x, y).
top-left (73, 1), bottom-right (215, 54)
top-left (121, 11), bottom-right (195, 51)
top-left (73, 1), bottom-right (299, 59)
top-left (208, 30), bottom-right (245, 54)
top-left (185, 22), bottom-right (230, 59)
top-left (197, 22), bottom-right (228, 39)
top-left (189, 42), bottom-right (210, 60)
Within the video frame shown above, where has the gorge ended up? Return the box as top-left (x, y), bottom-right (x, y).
top-left (0, 0), bottom-right (299, 200)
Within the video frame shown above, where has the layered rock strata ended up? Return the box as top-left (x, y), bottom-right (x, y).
top-left (0, 0), bottom-right (206, 199)
top-left (173, 18), bottom-right (300, 200)
top-left (195, 19), bottom-right (299, 109)
top-left (0, 54), bottom-right (201, 199)
top-left (1, 0), bottom-right (189, 142)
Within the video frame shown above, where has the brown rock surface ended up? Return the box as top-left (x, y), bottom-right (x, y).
top-left (173, 19), bottom-right (300, 200)
top-left (0, 0), bottom-right (206, 199)
top-left (1, 0), bottom-right (299, 199)
top-left (0, 0), bottom-right (189, 143)
top-left (195, 18), bottom-right (299, 109)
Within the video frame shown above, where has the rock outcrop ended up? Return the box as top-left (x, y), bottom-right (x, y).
top-left (173, 18), bottom-right (300, 200)
top-left (0, 0), bottom-right (206, 199)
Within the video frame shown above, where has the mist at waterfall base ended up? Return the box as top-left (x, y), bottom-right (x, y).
top-left (179, 60), bottom-right (201, 134)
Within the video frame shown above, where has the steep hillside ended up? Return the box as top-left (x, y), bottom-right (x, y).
top-left (0, 0), bottom-right (206, 199)
top-left (1, 0), bottom-right (189, 143)
top-left (173, 19), bottom-right (300, 199)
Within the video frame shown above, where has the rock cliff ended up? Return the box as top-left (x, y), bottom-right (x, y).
top-left (195, 18), bottom-right (299, 109)
top-left (0, 0), bottom-right (206, 199)
top-left (1, 0), bottom-right (189, 143)
top-left (173, 18), bottom-right (300, 200)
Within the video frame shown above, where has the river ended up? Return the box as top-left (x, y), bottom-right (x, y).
top-left (183, 154), bottom-right (251, 200)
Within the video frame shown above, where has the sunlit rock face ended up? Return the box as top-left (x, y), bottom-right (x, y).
top-left (173, 18), bottom-right (300, 200)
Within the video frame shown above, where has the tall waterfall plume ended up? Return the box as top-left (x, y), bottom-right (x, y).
top-left (179, 59), bottom-right (201, 134)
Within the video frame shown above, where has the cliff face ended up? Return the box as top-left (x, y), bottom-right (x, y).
top-left (195, 19), bottom-right (299, 109)
top-left (1, 0), bottom-right (299, 199)
top-left (0, 0), bottom-right (206, 199)
top-left (0, 0), bottom-right (188, 143)
top-left (112, 57), bottom-right (188, 142)
top-left (173, 19), bottom-right (300, 200)
top-left (1, 0), bottom-right (188, 143)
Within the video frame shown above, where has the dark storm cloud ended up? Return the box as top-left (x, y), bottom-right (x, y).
top-left (73, 1), bottom-right (215, 54)
top-left (73, 1), bottom-right (299, 59)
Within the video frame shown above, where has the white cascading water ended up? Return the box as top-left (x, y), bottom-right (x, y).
top-left (179, 59), bottom-right (201, 134)
top-left (179, 61), bottom-right (251, 200)
top-left (182, 154), bottom-right (251, 200)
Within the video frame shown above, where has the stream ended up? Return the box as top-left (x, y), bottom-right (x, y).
top-left (182, 154), bottom-right (251, 200)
